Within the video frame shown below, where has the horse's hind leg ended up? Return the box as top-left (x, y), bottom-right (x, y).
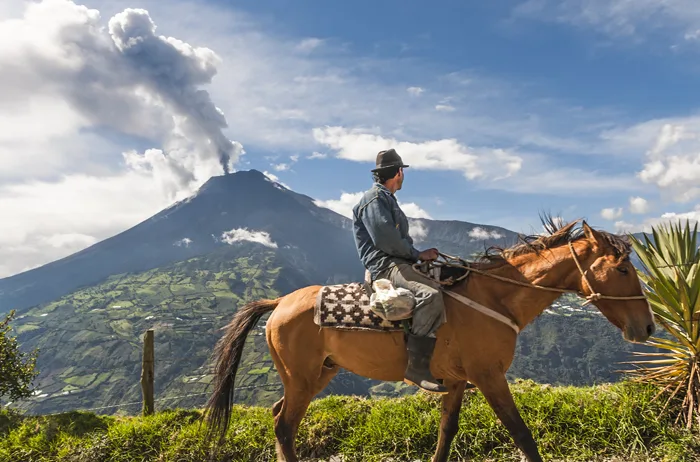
top-left (273, 363), bottom-right (338, 461)
top-left (268, 339), bottom-right (338, 461)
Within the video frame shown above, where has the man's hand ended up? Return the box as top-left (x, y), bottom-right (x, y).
top-left (418, 248), bottom-right (439, 262)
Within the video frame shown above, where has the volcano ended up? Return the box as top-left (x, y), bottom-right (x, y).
top-left (0, 170), bottom-right (520, 314)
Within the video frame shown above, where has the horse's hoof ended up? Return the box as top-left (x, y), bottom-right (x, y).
top-left (403, 378), bottom-right (450, 395)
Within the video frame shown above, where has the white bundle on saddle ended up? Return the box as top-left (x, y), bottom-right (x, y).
top-left (369, 279), bottom-right (416, 321)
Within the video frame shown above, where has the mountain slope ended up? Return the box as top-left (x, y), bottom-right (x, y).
top-left (8, 242), bottom-right (309, 413)
top-left (0, 171), bottom-right (363, 314)
top-left (0, 170), bottom-right (521, 315)
top-left (409, 218), bottom-right (517, 258)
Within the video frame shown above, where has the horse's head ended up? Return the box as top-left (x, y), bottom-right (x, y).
top-left (573, 222), bottom-right (655, 343)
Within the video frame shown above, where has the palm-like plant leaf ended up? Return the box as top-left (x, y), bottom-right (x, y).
top-left (626, 220), bottom-right (700, 430)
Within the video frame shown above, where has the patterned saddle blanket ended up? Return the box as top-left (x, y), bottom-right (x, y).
top-left (313, 282), bottom-right (405, 332)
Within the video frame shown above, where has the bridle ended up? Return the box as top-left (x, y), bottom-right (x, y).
top-left (412, 241), bottom-right (648, 334)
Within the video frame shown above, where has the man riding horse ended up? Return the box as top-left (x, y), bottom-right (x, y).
top-left (352, 148), bottom-right (448, 394)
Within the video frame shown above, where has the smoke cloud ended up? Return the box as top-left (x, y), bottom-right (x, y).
top-left (108, 7), bottom-right (241, 174)
top-left (0, 0), bottom-right (241, 191)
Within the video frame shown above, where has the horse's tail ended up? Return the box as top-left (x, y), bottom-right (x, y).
top-left (203, 297), bottom-right (281, 444)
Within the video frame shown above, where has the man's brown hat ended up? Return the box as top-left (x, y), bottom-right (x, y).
top-left (371, 149), bottom-right (410, 172)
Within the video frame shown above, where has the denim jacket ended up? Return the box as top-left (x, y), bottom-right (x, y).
top-left (352, 182), bottom-right (420, 280)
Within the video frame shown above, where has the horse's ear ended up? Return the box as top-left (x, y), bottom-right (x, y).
top-left (582, 220), bottom-right (603, 246)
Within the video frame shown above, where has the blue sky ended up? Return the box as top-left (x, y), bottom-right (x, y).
top-left (1, 0), bottom-right (700, 276)
top-left (210, 0), bottom-right (700, 229)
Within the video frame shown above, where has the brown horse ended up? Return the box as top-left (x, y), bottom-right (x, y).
top-left (204, 219), bottom-right (655, 462)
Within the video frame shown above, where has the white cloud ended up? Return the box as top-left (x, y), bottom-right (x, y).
top-left (0, 170), bottom-right (182, 277)
top-left (123, 149), bottom-right (198, 199)
top-left (685, 29), bottom-right (700, 41)
top-left (262, 171), bottom-right (281, 182)
top-left (601, 207), bottom-right (623, 220)
top-left (591, 117), bottom-right (700, 203)
top-left (262, 171), bottom-right (291, 190)
top-left (639, 154), bottom-right (700, 202)
top-left (600, 119), bottom-right (700, 158)
top-left (612, 121), bottom-right (700, 202)
top-left (407, 86), bottom-right (424, 96)
top-left (615, 207), bottom-right (700, 234)
top-left (400, 203), bottom-right (432, 219)
top-left (41, 233), bottom-right (98, 249)
top-left (313, 126), bottom-right (523, 181)
top-left (409, 219), bottom-right (428, 242)
top-left (469, 227), bottom-right (504, 241)
top-left (658, 209), bottom-right (700, 224)
top-left (308, 151), bottom-right (327, 159)
top-left (270, 154), bottom-right (300, 172)
top-left (314, 192), bottom-right (363, 219)
top-left (649, 124), bottom-right (693, 157)
top-left (614, 220), bottom-right (637, 234)
top-left (311, 126), bottom-right (646, 195)
top-left (435, 104), bottom-right (456, 112)
top-left (295, 37), bottom-right (324, 53)
top-left (629, 197), bottom-right (650, 214)
top-left (0, 97), bottom-right (92, 181)
top-left (221, 228), bottom-right (277, 248)
top-left (273, 163), bottom-right (289, 171)
top-left (174, 237), bottom-right (192, 247)
top-left (314, 191), bottom-right (431, 219)
top-left (513, 0), bottom-right (700, 46)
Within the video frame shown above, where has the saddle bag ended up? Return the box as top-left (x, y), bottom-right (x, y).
top-left (368, 278), bottom-right (416, 321)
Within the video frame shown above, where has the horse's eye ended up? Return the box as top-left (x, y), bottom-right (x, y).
top-left (617, 266), bottom-right (629, 274)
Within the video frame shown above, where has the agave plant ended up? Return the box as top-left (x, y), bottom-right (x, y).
top-left (626, 220), bottom-right (700, 430)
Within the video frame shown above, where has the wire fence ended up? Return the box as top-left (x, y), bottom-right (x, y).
top-left (21, 369), bottom-right (360, 417)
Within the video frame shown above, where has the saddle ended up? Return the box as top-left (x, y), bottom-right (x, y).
top-left (363, 257), bottom-right (471, 295)
top-left (313, 258), bottom-right (472, 332)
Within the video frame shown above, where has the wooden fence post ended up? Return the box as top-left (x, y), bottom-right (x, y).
top-left (141, 329), bottom-right (154, 416)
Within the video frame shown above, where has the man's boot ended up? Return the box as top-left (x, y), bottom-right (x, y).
top-left (403, 333), bottom-right (448, 394)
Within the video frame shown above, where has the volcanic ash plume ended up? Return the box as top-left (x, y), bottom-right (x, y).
top-left (1, 0), bottom-right (242, 190)
top-left (108, 8), bottom-right (241, 175)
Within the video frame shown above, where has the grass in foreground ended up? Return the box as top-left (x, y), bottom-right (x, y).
top-left (1, 380), bottom-right (699, 462)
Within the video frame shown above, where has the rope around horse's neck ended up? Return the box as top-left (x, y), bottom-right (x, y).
top-left (440, 258), bottom-right (572, 294)
top-left (416, 253), bottom-right (573, 295)
top-left (416, 242), bottom-right (647, 305)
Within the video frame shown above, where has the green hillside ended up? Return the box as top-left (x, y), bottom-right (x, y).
top-left (2, 382), bottom-right (698, 462)
top-left (6, 244), bottom-right (301, 414)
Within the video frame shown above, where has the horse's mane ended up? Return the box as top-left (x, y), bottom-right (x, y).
top-left (477, 213), bottom-right (631, 263)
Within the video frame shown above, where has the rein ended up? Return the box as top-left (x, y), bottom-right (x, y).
top-left (412, 241), bottom-right (647, 334)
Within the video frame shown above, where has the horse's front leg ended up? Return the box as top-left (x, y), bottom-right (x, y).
top-left (475, 373), bottom-right (543, 462)
top-left (432, 379), bottom-right (467, 462)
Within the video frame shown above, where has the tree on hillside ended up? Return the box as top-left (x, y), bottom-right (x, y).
top-left (0, 310), bottom-right (39, 402)
top-left (626, 220), bottom-right (700, 430)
